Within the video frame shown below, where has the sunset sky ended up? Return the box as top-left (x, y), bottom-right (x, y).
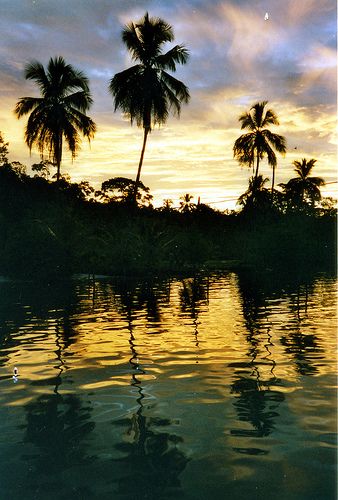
top-left (1, 0), bottom-right (336, 209)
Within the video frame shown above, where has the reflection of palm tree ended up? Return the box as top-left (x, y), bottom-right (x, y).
top-left (279, 158), bottom-right (324, 210)
top-left (110, 296), bottom-right (188, 498)
top-left (280, 331), bottom-right (320, 376)
top-left (23, 392), bottom-right (95, 497)
top-left (233, 101), bottom-right (286, 195)
top-left (15, 56), bottom-right (96, 182)
top-left (230, 376), bottom-right (284, 439)
top-left (115, 278), bottom-right (162, 325)
top-left (179, 277), bottom-right (207, 348)
top-left (109, 12), bottom-right (190, 204)
top-left (179, 277), bottom-right (206, 315)
top-left (280, 282), bottom-right (321, 376)
top-left (230, 270), bottom-right (284, 443)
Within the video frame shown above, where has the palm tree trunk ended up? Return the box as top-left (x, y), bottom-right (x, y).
top-left (56, 133), bottom-right (62, 183)
top-left (254, 149), bottom-right (260, 181)
top-left (56, 159), bottom-right (61, 183)
top-left (133, 127), bottom-right (149, 204)
top-left (271, 165), bottom-right (275, 204)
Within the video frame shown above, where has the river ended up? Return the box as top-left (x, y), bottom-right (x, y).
top-left (0, 268), bottom-right (336, 499)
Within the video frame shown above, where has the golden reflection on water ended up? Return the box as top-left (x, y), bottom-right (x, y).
top-left (0, 273), bottom-right (336, 405)
top-left (0, 270), bottom-right (336, 499)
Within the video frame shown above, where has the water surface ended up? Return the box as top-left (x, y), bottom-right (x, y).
top-left (0, 269), bottom-right (336, 499)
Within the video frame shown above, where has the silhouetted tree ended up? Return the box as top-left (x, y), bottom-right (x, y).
top-left (7, 161), bottom-right (26, 177)
top-left (161, 198), bottom-right (174, 212)
top-left (99, 176), bottom-right (153, 206)
top-left (15, 56), bottom-right (96, 182)
top-left (179, 193), bottom-right (195, 213)
top-left (77, 180), bottom-right (96, 202)
top-left (279, 158), bottom-right (325, 210)
top-left (233, 101), bottom-right (286, 197)
top-left (31, 159), bottom-right (54, 179)
top-left (237, 175), bottom-right (271, 212)
top-left (109, 12), bottom-right (190, 203)
top-left (0, 132), bottom-right (9, 165)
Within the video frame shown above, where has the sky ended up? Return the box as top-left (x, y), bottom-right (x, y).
top-left (0, 0), bottom-right (336, 209)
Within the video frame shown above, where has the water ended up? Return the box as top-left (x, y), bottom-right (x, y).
top-left (0, 269), bottom-right (336, 500)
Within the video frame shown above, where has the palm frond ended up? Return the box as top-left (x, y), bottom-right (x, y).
top-left (47, 56), bottom-right (90, 95)
top-left (239, 112), bottom-right (255, 131)
top-left (138, 12), bottom-right (173, 52)
top-left (262, 129), bottom-right (287, 154)
top-left (155, 45), bottom-right (189, 71)
top-left (63, 90), bottom-right (93, 112)
top-left (260, 139), bottom-right (277, 167)
top-left (307, 176), bottom-right (325, 187)
top-left (14, 97), bottom-right (42, 117)
top-left (62, 120), bottom-right (79, 159)
top-left (122, 23), bottom-right (145, 62)
top-left (262, 108), bottom-right (279, 127)
top-left (233, 133), bottom-right (255, 165)
top-left (65, 107), bottom-right (96, 138)
top-left (293, 158), bottom-right (317, 178)
top-left (24, 60), bottom-right (49, 93)
top-left (161, 71), bottom-right (190, 106)
top-left (250, 101), bottom-right (268, 127)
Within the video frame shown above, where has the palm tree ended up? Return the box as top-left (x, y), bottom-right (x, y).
top-left (280, 158), bottom-right (325, 209)
top-left (237, 175), bottom-right (270, 211)
top-left (109, 12), bottom-right (190, 204)
top-left (179, 193), bottom-right (195, 213)
top-left (233, 101), bottom-right (286, 197)
top-left (15, 56), bottom-right (96, 182)
top-left (161, 198), bottom-right (174, 211)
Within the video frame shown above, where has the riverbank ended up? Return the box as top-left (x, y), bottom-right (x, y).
top-left (0, 188), bottom-right (335, 280)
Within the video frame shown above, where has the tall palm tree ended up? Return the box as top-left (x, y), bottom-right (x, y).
top-left (109, 12), bottom-right (190, 204)
top-left (233, 101), bottom-right (286, 196)
top-left (280, 158), bottom-right (325, 209)
top-left (15, 56), bottom-right (96, 182)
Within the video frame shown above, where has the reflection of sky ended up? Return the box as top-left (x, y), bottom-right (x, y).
top-left (0, 0), bottom-right (336, 208)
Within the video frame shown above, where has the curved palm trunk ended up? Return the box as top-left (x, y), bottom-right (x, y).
top-left (133, 127), bottom-right (149, 204)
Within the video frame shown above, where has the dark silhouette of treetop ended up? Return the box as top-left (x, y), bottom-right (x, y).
top-left (280, 158), bottom-right (325, 209)
top-left (109, 12), bottom-right (190, 203)
top-left (233, 101), bottom-right (286, 196)
top-left (238, 174), bottom-right (271, 212)
top-left (99, 176), bottom-right (153, 206)
top-left (0, 132), bottom-right (9, 165)
top-left (15, 56), bottom-right (96, 182)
